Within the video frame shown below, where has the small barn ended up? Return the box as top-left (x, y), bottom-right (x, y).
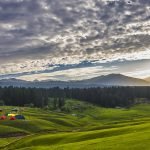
top-left (11, 108), bottom-right (19, 113)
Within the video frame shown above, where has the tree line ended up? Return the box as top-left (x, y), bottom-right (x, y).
top-left (0, 86), bottom-right (150, 108)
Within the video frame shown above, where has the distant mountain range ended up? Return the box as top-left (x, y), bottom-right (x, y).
top-left (145, 77), bottom-right (150, 82)
top-left (0, 74), bottom-right (150, 88)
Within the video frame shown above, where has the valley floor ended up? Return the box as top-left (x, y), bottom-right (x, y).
top-left (0, 101), bottom-right (150, 150)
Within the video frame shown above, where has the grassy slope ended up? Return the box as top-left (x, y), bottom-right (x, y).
top-left (14, 124), bottom-right (150, 150)
top-left (0, 100), bottom-right (150, 150)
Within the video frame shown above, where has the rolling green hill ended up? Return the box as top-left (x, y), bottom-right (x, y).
top-left (0, 100), bottom-right (150, 150)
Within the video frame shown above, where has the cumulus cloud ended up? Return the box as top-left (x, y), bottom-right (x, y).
top-left (0, 0), bottom-right (150, 80)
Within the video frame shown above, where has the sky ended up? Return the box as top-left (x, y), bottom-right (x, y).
top-left (0, 0), bottom-right (150, 81)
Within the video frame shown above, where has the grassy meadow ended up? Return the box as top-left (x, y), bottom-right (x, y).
top-left (0, 100), bottom-right (150, 150)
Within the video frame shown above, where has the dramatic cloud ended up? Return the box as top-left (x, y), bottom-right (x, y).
top-left (0, 0), bottom-right (150, 80)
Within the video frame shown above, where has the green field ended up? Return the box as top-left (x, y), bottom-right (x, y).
top-left (0, 100), bottom-right (150, 150)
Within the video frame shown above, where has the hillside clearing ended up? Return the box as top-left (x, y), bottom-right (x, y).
top-left (0, 101), bottom-right (150, 150)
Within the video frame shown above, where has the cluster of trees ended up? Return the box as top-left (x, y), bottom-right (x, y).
top-left (0, 86), bottom-right (150, 108)
top-left (48, 97), bottom-right (65, 110)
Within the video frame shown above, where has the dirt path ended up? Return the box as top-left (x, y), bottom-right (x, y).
top-left (0, 132), bottom-right (28, 138)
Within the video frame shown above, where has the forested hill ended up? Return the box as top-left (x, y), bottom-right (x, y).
top-left (0, 86), bottom-right (150, 108)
